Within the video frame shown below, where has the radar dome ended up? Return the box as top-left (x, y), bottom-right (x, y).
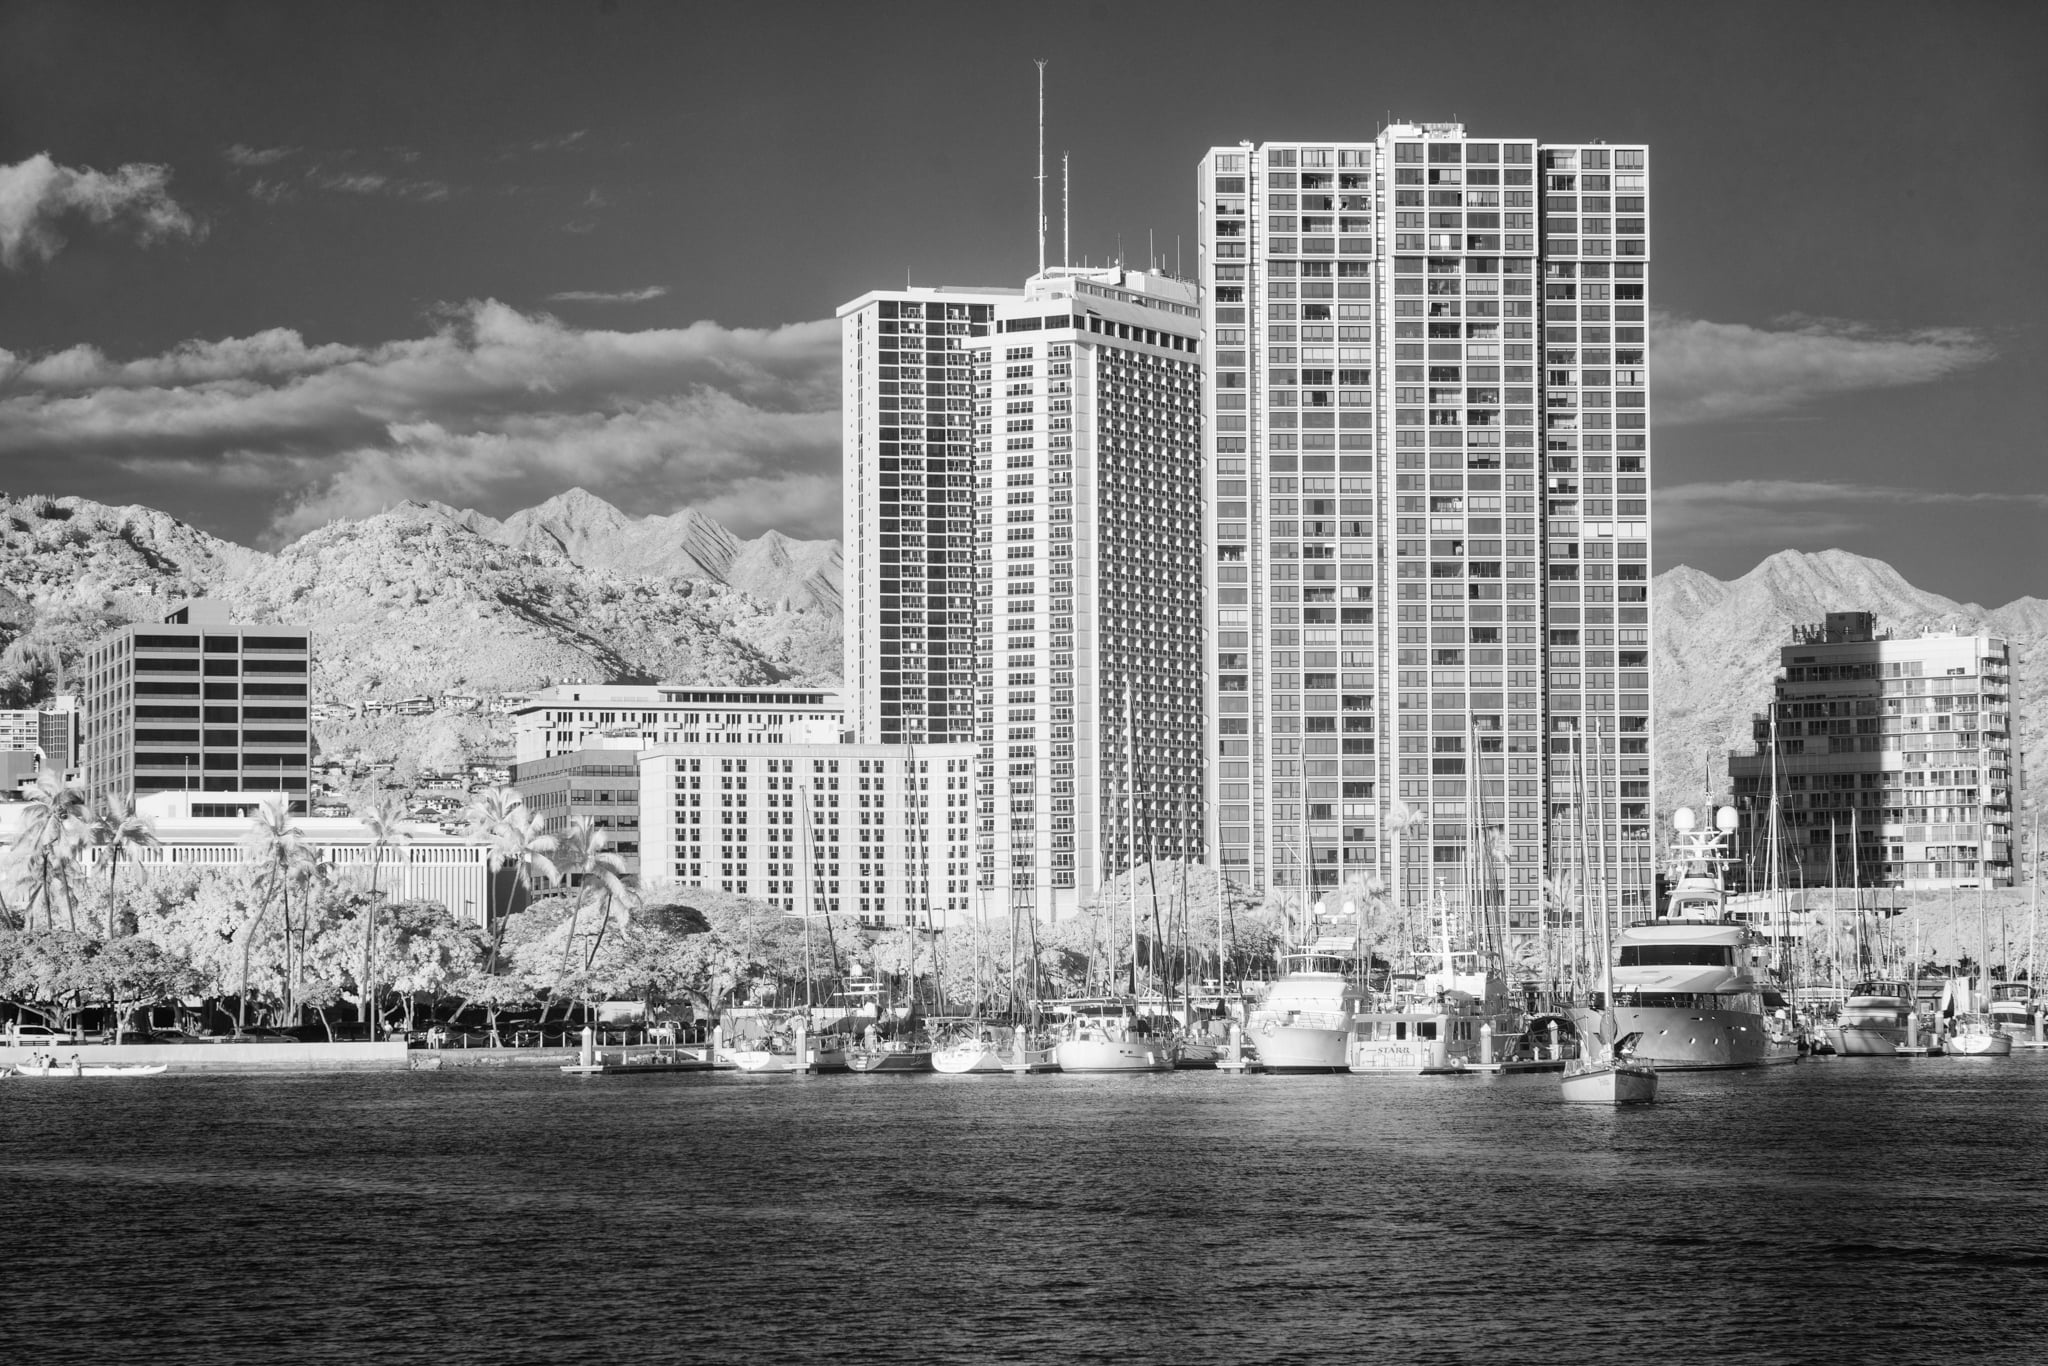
top-left (1672, 807), bottom-right (1697, 832)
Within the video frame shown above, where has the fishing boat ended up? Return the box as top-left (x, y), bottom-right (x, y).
top-left (1348, 888), bottom-right (1521, 1074)
top-left (930, 1020), bottom-right (1056, 1074)
top-left (1248, 942), bottom-right (1366, 1073)
top-left (1572, 807), bottom-right (1801, 1071)
top-left (1833, 979), bottom-right (1918, 1057)
top-left (13, 1060), bottom-right (168, 1077)
top-left (1052, 998), bottom-right (1174, 1073)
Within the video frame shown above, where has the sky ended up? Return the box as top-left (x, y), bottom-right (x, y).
top-left (0, 0), bottom-right (2043, 604)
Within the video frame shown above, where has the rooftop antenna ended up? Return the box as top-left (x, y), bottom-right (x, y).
top-left (1063, 151), bottom-right (1070, 269)
top-left (1035, 59), bottom-right (1047, 278)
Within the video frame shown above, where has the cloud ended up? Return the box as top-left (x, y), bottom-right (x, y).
top-left (528, 130), bottom-right (590, 154)
top-left (1657, 479), bottom-right (2048, 554)
top-left (546, 285), bottom-right (668, 304)
top-left (310, 170), bottom-right (452, 202)
top-left (1651, 312), bottom-right (1993, 424)
top-left (0, 152), bottom-right (204, 269)
top-left (224, 144), bottom-right (297, 167)
top-left (0, 301), bottom-right (842, 544)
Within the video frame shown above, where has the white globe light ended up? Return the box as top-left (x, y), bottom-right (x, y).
top-left (1672, 806), bottom-right (1697, 832)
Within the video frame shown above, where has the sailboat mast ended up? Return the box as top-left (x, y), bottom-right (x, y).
top-left (1127, 680), bottom-right (1138, 997)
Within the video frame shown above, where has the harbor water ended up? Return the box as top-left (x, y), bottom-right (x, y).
top-left (6, 1057), bottom-right (2047, 1363)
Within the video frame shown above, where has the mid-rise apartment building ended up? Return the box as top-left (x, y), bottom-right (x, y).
top-left (78, 600), bottom-right (313, 812)
top-left (1198, 125), bottom-right (1653, 944)
top-left (637, 741), bottom-right (977, 926)
top-left (1728, 612), bottom-right (2017, 889)
top-left (4, 697), bottom-right (79, 775)
top-left (965, 267), bottom-right (1206, 921)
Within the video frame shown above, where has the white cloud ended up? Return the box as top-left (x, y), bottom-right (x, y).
top-left (1651, 312), bottom-right (1992, 424)
top-left (0, 152), bottom-right (204, 269)
top-left (546, 285), bottom-right (667, 304)
top-left (224, 144), bottom-right (298, 167)
top-left (310, 170), bottom-right (452, 202)
top-left (1657, 479), bottom-right (2048, 554)
top-left (0, 301), bottom-right (843, 544)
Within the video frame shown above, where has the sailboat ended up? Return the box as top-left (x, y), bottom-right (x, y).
top-left (1561, 831), bottom-right (1658, 1105)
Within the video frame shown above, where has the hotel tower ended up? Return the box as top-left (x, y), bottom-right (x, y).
top-left (1198, 124), bottom-right (1654, 948)
top-left (843, 267), bottom-right (1207, 922)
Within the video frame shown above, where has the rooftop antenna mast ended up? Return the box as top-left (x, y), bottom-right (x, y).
top-left (1063, 151), bottom-right (1070, 269)
top-left (1035, 59), bottom-right (1047, 277)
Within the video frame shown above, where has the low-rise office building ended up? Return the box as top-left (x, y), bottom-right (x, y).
top-left (509, 683), bottom-right (843, 766)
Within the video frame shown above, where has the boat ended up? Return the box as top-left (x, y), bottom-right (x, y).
top-left (930, 1020), bottom-right (1056, 1074)
top-left (1561, 845), bottom-right (1658, 1105)
top-left (1987, 982), bottom-right (2038, 1044)
top-left (1571, 806), bottom-right (1802, 1071)
top-left (1944, 1012), bottom-right (2013, 1058)
top-left (1247, 943), bottom-right (1366, 1073)
top-left (846, 1019), bottom-right (933, 1074)
top-left (1348, 891), bottom-right (1522, 1075)
top-left (1051, 998), bottom-right (1174, 1073)
top-left (13, 1060), bottom-right (168, 1077)
top-left (1833, 979), bottom-right (1918, 1057)
top-left (721, 1011), bottom-right (854, 1074)
top-left (1560, 1032), bottom-right (1659, 1104)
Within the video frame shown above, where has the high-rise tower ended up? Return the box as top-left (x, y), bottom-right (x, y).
top-left (1198, 125), bottom-right (1653, 950)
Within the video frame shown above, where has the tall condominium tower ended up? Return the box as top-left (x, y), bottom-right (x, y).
top-left (839, 286), bottom-right (1018, 748)
top-left (1728, 612), bottom-right (2017, 890)
top-left (967, 268), bottom-right (1205, 921)
top-left (1198, 124), bottom-right (1653, 948)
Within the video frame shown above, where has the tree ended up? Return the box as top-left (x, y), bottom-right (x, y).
top-left (476, 799), bottom-right (558, 974)
top-left (87, 791), bottom-right (160, 940)
top-left (71, 936), bottom-right (199, 1042)
top-left (8, 771), bottom-right (89, 931)
top-left (351, 787), bottom-right (409, 1039)
top-left (240, 800), bottom-right (313, 1030)
top-left (446, 972), bottom-right (537, 1044)
top-left (0, 927), bottom-right (96, 1032)
top-left (542, 819), bottom-right (628, 1014)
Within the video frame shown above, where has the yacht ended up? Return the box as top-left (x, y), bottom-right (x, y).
top-left (931, 1020), bottom-right (1056, 1074)
top-left (1348, 960), bottom-right (1519, 1074)
top-left (1987, 982), bottom-right (2038, 1042)
top-left (1247, 943), bottom-right (1366, 1073)
top-left (721, 1009), bottom-right (853, 1074)
top-left (1052, 999), bottom-right (1174, 1073)
top-left (1834, 979), bottom-right (1917, 1057)
top-left (1570, 807), bottom-right (1801, 1071)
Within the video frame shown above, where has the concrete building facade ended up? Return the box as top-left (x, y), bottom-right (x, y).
top-left (1727, 613), bottom-right (2018, 890)
top-left (637, 741), bottom-right (977, 927)
top-left (1197, 126), bottom-right (1654, 944)
top-left (965, 268), bottom-right (1207, 922)
top-left (838, 286), bottom-right (1016, 749)
top-left (509, 684), bottom-right (842, 766)
top-left (78, 601), bottom-right (313, 813)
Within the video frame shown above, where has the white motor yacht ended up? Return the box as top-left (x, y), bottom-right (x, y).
top-left (1248, 946), bottom-right (1365, 1073)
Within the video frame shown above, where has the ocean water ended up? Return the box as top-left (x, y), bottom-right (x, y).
top-left (4, 1057), bottom-right (2046, 1364)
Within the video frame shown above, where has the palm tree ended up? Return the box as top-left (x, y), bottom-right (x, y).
top-left (481, 803), bottom-right (558, 974)
top-left (1384, 798), bottom-right (1427, 970)
top-left (532, 819), bottom-right (627, 1029)
top-left (13, 771), bottom-right (88, 930)
top-left (462, 784), bottom-right (524, 842)
top-left (88, 791), bottom-right (160, 939)
top-left (240, 799), bottom-right (311, 1031)
top-left (352, 788), bottom-right (410, 1039)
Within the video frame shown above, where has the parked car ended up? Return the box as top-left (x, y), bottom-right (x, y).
top-left (6, 1025), bottom-right (71, 1047)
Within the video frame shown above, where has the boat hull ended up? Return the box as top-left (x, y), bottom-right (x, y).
top-left (1569, 1004), bottom-right (1800, 1070)
top-left (847, 1049), bottom-right (933, 1074)
top-left (1251, 1022), bottom-right (1350, 1073)
top-left (1834, 1024), bottom-right (1905, 1057)
top-left (1560, 1062), bottom-right (1658, 1105)
top-left (1945, 1032), bottom-right (2013, 1057)
top-left (726, 1046), bottom-right (853, 1074)
top-left (931, 1043), bottom-right (1056, 1074)
top-left (13, 1063), bottom-right (168, 1077)
top-left (1053, 1038), bottom-right (1172, 1073)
